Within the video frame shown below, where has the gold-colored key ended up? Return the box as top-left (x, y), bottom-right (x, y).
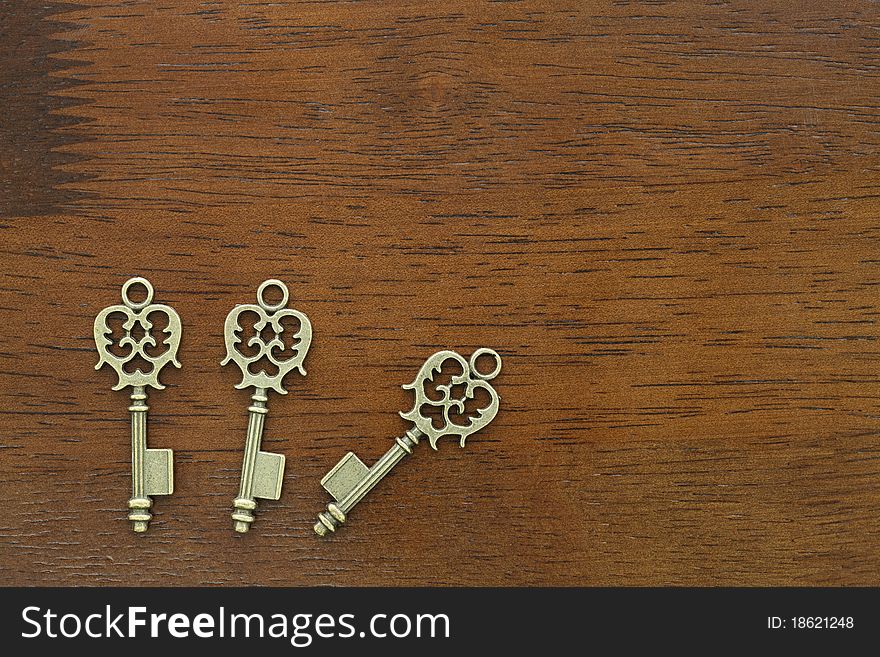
top-left (223, 279), bottom-right (312, 533)
top-left (93, 277), bottom-right (181, 532)
top-left (315, 348), bottom-right (502, 536)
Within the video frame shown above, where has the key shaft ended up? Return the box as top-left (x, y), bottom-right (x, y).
top-left (232, 388), bottom-right (268, 533)
top-left (314, 428), bottom-right (423, 535)
top-left (128, 386), bottom-right (151, 532)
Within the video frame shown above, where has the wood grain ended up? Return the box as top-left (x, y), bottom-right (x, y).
top-left (0, 0), bottom-right (878, 586)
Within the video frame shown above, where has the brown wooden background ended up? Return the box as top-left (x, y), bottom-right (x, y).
top-left (1, 0), bottom-right (878, 586)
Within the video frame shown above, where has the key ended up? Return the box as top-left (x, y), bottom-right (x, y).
top-left (223, 279), bottom-right (312, 533)
top-left (314, 347), bottom-right (502, 536)
top-left (93, 277), bottom-right (181, 532)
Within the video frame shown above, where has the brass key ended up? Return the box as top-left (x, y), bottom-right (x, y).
top-left (223, 279), bottom-right (312, 533)
top-left (315, 348), bottom-right (502, 536)
top-left (94, 277), bottom-right (181, 532)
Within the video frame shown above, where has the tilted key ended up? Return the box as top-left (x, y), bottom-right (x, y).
top-left (223, 279), bottom-right (312, 533)
top-left (314, 347), bottom-right (502, 536)
top-left (93, 277), bottom-right (181, 532)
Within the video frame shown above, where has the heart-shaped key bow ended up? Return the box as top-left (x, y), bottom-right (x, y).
top-left (222, 293), bottom-right (311, 394)
top-left (400, 349), bottom-right (501, 449)
top-left (94, 278), bottom-right (181, 391)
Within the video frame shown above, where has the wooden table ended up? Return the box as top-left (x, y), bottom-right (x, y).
top-left (1, 0), bottom-right (877, 586)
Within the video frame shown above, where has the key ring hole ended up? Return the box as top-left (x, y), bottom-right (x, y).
top-left (257, 279), bottom-right (289, 312)
top-left (121, 277), bottom-right (154, 311)
top-left (470, 348), bottom-right (501, 381)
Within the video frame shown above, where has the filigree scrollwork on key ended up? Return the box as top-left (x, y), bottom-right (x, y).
top-left (399, 347), bottom-right (502, 449)
top-left (93, 277), bottom-right (182, 390)
top-left (222, 279), bottom-right (312, 394)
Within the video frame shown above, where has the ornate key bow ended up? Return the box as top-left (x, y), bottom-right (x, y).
top-left (223, 279), bottom-right (312, 533)
top-left (93, 277), bottom-right (181, 532)
top-left (315, 348), bottom-right (502, 536)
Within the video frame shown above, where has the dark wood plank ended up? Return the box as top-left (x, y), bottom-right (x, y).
top-left (0, 0), bottom-right (877, 586)
top-left (0, 1), bottom-right (92, 216)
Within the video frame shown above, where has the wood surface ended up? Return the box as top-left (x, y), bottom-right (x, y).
top-left (0, 0), bottom-right (878, 586)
